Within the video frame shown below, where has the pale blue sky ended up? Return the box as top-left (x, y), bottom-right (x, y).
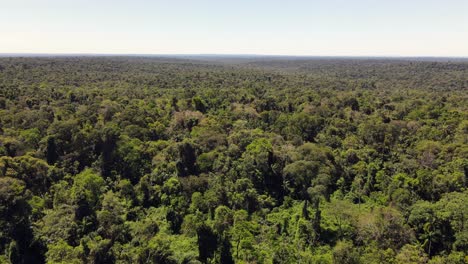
top-left (1, 0), bottom-right (467, 56)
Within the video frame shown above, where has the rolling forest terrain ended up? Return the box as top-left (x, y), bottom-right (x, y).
top-left (0, 56), bottom-right (467, 263)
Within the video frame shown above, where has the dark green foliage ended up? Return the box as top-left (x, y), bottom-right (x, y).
top-left (197, 224), bottom-right (217, 263)
top-left (45, 136), bottom-right (58, 165)
top-left (176, 141), bottom-right (198, 177)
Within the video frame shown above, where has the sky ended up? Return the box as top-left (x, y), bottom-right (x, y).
top-left (1, 0), bottom-right (467, 57)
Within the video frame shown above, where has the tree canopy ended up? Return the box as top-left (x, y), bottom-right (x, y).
top-left (0, 56), bottom-right (467, 263)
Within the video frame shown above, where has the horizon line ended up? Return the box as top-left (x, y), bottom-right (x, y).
top-left (0, 52), bottom-right (468, 58)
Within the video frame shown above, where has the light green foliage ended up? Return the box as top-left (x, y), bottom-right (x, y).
top-left (46, 240), bottom-right (83, 264)
top-left (71, 168), bottom-right (105, 207)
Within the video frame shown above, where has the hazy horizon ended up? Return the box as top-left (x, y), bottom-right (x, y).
top-left (1, 53), bottom-right (468, 59)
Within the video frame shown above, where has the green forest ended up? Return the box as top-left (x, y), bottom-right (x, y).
top-left (0, 56), bottom-right (467, 263)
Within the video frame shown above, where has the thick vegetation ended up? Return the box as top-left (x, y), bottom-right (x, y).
top-left (0, 57), bottom-right (467, 263)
